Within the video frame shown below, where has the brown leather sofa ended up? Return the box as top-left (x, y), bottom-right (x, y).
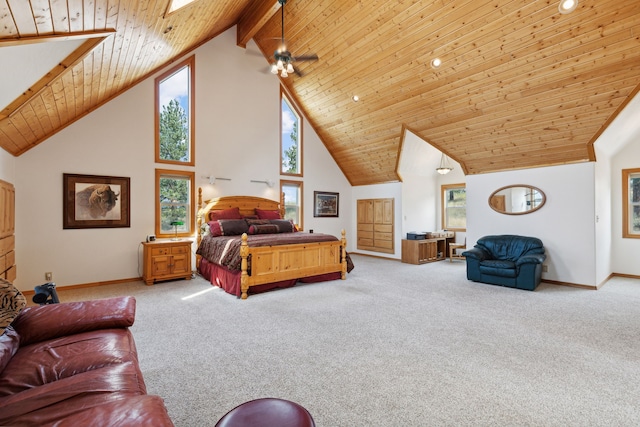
top-left (0, 296), bottom-right (174, 426)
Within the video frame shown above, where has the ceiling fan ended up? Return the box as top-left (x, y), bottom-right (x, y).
top-left (269, 0), bottom-right (318, 77)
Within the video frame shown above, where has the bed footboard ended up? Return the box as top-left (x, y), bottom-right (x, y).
top-left (239, 230), bottom-right (347, 300)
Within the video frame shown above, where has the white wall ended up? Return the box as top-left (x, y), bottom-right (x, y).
top-left (611, 139), bottom-right (640, 276)
top-left (398, 130), bottom-right (466, 244)
top-left (0, 148), bottom-right (14, 183)
top-left (466, 162), bottom-right (597, 287)
top-left (12, 27), bottom-right (351, 291)
top-left (594, 147), bottom-right (613, 285)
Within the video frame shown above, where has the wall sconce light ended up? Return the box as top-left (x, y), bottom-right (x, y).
top-left (436, 153), bottom-right (453, 175)
top-left (250, 179), bottom-right (275, 187)
top-left (203, 175), bottom-right (231, 185)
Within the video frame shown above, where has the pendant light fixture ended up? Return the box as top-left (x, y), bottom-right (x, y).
top-left (436, 153), bottom-right (453, 175)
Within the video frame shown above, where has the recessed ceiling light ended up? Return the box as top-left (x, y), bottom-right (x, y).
top-left (558, 0), bottom-right (578, 14)
top-left (430, 58), bottom-right (442, 69)
top-left (352, 95), bottom-right (359, 102)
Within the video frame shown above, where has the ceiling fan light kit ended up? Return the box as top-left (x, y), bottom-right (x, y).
top-left (270, 0), bottom-right (318, 78)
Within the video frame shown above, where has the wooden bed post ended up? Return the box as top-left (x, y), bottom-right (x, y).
top-left (341, 229), bottom-right (347, 279)
top-left (196, 187), bottom-right (203, 247)
top-left (279, 191), bottom-right (285, 219)
top-left (240, 233), bottom-right (250, 300)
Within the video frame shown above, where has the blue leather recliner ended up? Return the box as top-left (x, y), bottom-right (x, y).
top-left (462, 235), bottom-right (546, 291)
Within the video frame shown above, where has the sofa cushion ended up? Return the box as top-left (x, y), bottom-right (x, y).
top-left (0, 362), bottom-right (148, 425)
top-left (0, 279), bottom-right (26, 337)
top-left (476, 235), bottom-right (544, 261)
top-left (11, 297), bottom-right (136, 346)
top-left (52, 394), bottom-right (174, 427)
top-left (479, 259), bottom-right (517, 278)
top-left (0, 328), bottom-right (140, 397)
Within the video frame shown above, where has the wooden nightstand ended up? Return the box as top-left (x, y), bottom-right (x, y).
top-left (142, 240), bottom-right (192, 285)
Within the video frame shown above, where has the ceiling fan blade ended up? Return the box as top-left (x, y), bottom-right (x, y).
top-left (292, 54), bottom-right (318, 62)
top-left (292, 65), bottom-right (304, 77)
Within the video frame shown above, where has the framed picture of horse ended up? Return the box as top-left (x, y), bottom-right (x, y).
top-left (63, 173), bottom-right (130, 229)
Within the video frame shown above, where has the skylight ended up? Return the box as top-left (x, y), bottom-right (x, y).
top-left (166, 0), bottom-right (198, 15)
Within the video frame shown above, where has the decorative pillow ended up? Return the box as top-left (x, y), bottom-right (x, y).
top-left (200, 222), bottom-right (211, 237)
top-left (209, 207), bottom-right (243, 221)
top-left (246, 219), bottom-right (271, 226)
top-left (269, 219), bottom-right (295, 233)
top-left (255, 208), bottom-right (282, 220)
top-left (208, 221), bottom-right (223, 237)
top-left (0, 278), bottom-right (26, 336)
top-left (243, 215), bottom-right (259, 220)
top-left (247, 219), bottom-right (295, 235)
top-left (218, 219), bottom-right (250, 236)
top-left (248, 224), bottom-right (280, 235)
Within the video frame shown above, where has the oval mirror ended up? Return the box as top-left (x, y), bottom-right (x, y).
top-left (489, 185), bottom-right (546, 215)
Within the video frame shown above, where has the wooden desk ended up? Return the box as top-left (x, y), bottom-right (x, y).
top-left (401, 237), bottom-right (453, 264)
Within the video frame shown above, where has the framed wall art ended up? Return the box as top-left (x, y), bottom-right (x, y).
top-left (314, 191), bottom-right (339, 218)
top-left (63, 174), bottom-right (130, 229)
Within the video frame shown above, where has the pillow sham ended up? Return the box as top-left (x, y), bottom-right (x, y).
top-left (247, 219), bottom-right (295, 235)
top-left (269, 219), bottom-right (294, 233)
top-left (208, 221), bottom-right (222, 237)
top-left (255, 208), bottom-right (281, 219)
top-left (209, 207), bottom-right (243, 221)
top-left (0, 278), bottom-right (26, 337)
top-left (248, 224), bottom-right (280, 235)
top-left (218, 219), bottom-right (250, 236)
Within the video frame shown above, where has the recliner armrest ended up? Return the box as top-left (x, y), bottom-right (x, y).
top-left (12, 296), bottom-right (136, 346)
top-left (516, 254), bottom-right (546, 266)
top-left (461, 247), bottom-right (490, 261)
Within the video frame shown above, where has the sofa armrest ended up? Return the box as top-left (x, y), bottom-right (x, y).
top-left (461, 247), bottom-right (490, 261)
top-left (516, 254), bottom-right (546, 266)
top-left (11, 296), bottom-right (136, 346)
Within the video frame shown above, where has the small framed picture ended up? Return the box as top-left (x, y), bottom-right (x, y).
top-left (314, 191), bottom-right (339, 218)
top-left (63, 173), bottom-right (130, 229)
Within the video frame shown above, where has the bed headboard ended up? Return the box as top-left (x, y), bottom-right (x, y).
top-left (196, 188), bottom-right (285, 245)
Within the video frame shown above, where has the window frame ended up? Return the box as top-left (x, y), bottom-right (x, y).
top-left (622, 168), bottom-right (640, 239)
top-left (154, 56), bottom-right (195, 166)
top-left (441, 183), bottom-right (467, 231)
top-left (155, 169), bottom-right (195, 239)
top-left (280, 179), bottom-right (304, 230)
top-left (280, 88), bottom-right (303, 177)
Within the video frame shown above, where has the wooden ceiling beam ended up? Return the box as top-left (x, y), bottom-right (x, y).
top-left (236, 0), bottom-right (281, 48)
top-left (0, 30), bottom-right (115, 47)
top-left (0, 35), bottom-right (110, 120)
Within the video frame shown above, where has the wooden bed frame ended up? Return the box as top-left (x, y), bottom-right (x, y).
top-left (196, 189), bottom-right (347, 299)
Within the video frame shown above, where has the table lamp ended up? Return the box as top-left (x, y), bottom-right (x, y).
top-left (170, 220), bottom-right (184, 240)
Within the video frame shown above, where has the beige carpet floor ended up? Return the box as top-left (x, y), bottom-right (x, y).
top-left (50, 255), bottom-right (640, 427)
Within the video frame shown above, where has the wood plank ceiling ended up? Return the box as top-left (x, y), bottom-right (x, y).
top-left (1, 0), bottom-right (639, 186)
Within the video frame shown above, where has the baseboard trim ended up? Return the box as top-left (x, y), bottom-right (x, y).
top-left (349, 252), bottom-right (400, 261)
top-left (611, 272), bottom-right (640, 280)
top-left (21, 277), bottom-right (142, 296)
top-left (541, 279), bottom-right (597, 290)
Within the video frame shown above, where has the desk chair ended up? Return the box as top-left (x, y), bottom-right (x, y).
top-left (449, 239), bottom-right (466, 262)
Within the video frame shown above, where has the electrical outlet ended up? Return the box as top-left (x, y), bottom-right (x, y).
top-left (45, 272), bottom-right (52, 281)
top-left (542, 265), bottom-right (548, 273)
